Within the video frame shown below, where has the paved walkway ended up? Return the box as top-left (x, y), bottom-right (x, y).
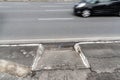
top-left (0, 43), bottom-right (120, 80)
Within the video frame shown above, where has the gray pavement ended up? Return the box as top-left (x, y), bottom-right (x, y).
top-left (36, 49), bottom-right (86, 70)
top-left (38, 69), bottom-right (90, 80)
top-left (79, 43), bottom-right (120, 80)
top-left (0, 43), bottom-right (89, 80)
top-left (0, 46), bottom-right (38, 66)
top-left (80, 43), bottom-right (120, 73)
top-left (1, 43), bottom-right (120, 80)
top-left (0, 2), bottom-right (120, 40)
top-left (0, 45), bottom-right (39, 80)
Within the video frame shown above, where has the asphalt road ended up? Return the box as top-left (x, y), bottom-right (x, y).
top-left (0, 2), bottom-right (120, 40)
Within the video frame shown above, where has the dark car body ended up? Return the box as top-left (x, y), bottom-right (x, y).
top-left (74, 0), bottom-right (120, 17)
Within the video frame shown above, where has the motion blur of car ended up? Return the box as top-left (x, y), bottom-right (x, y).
top-left (73, 0), bottom-right (120, 17)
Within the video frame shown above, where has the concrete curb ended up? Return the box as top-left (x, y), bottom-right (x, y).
top-left (1, 37), bottom-right (120, 44)
top-left (74, 43), bottom-right (90, 68)
top-left (32, 44), bottom-right (44, 71)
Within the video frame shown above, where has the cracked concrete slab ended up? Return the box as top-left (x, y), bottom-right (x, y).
top-left (0, 45), bottom-right (43, 78)
top-left (0, 46), bottom-right (38, 66)
top-left (80, 43), bottom-right (120, 73)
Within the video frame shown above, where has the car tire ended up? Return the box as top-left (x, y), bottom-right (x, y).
top-left (118, 10), bottom-right (120, 16)
top-left (81, 9), bottom-right (91, 18)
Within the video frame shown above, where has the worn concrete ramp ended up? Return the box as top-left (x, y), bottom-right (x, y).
top-left (35, 48), bottom-right (86, 70)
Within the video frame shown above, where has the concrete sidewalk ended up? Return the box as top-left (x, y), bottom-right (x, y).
top-left (79, 43), bottom-right (120, 80)
top-left (0, 43), bottom-right (120, 80)
top-left (0, 43), bottom-right (88, 80)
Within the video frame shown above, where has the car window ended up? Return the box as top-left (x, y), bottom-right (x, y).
top-left (110, 0), bottom-right (118, 1)
top-left (85, 0), bottom-right (98, 3)
top-left (99, 0), bottom-right (111, 2)
top-left (85, 0), bottom-right (114, 3)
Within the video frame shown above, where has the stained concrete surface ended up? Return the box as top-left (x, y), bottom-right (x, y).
top-left (87, 71), bottom-right (120, 80)
top-left (0, 46), bottom-right (38, 66)
top-left (0, 44), bottom-right (90, 80)
top-left (38, 69), bottom-right (90, 80)
top-left (0, 69), bottom-right (90, 80)
top-left (0, 45), bottom-right (39, 80)
top-left (0, 72), bottom-right (38, 80)
top-left (1, 43), bottom-right (120, 80)
top-left (80, 43), bottom-right (120, 73)
top-left (36, 49), bottom-right (86, 70)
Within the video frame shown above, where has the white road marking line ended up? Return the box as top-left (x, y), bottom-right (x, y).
top-left (0, 9), bottom-right (70, 12)
top-left (45, 9), bottom-right (71, 12)
top-left (0, 6), bottom-right (10, 8)
top-left (38, 18), bottom-right (74, 21)
top-left (40, 5), bottom-right (64, 7)
top-left (54, 3), bottom-right (73, 4)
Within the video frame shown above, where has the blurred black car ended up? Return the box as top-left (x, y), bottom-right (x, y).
top-left (73, 0), bottom-right (120, 17)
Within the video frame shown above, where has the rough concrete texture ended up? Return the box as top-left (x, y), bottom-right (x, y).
top-left (0, 60), bottom-right (32, 77)
top-left (80, 43), bottom-right (120, 73)
top-left (0, 70), bottom-right (90, 80)
top-left (35, 49), bottom-right (86, 70)
top-left (39, 69), bottom-right (90, 80)
top-left (0, 46), bottom-right (38, 67)
top-left (0, 72), bottom-right (38, 80)
top-left (2, 43), bottom-right (120, 80)
top-left (87, 71), bottom-right (120, 80)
